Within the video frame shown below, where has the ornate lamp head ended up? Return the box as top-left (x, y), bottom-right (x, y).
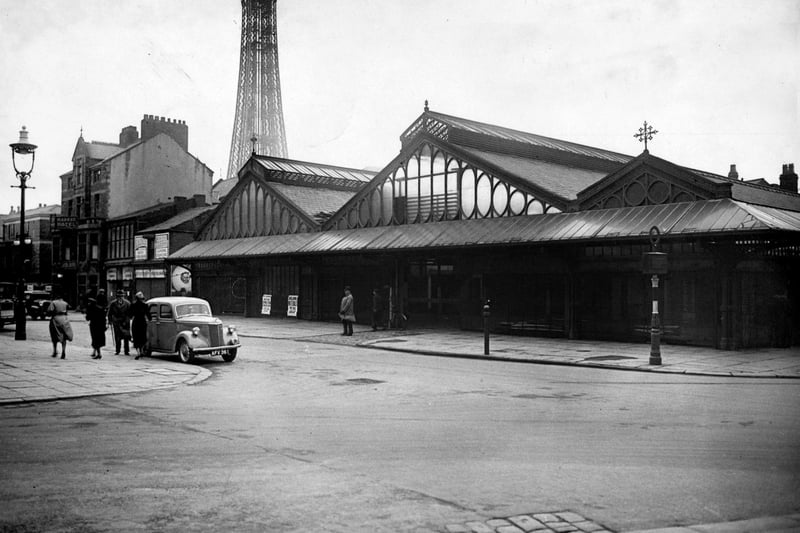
top-left (10, 126), bottom-right (37, 175)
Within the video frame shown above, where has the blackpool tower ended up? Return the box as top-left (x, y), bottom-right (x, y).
top-left (227, 0), bottom-right (288, 180)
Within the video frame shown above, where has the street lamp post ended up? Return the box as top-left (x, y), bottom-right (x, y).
top-left (642, 226), bottom-right (668, 365)
top-left (10, 126), bottom-right (37, 341)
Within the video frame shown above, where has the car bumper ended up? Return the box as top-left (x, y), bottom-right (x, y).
top-left (191, 343), bottom-right (241, 355)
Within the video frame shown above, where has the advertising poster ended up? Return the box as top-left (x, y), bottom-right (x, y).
top-left (287, 294), bottom-right (298, 317)
top-left (171, 265), bottom-right (192, 295)
top-left (261, 294), bottom-right (272, 315)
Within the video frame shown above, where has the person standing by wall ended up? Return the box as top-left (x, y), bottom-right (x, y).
top-left (107, 289), bottom-right (131, 355)
top-left (129, 291), bottom-right (150, 360)
top-left (47, 290), bottom-right (73, 359)
top-left (86, 289), bottom-right (108, 359)
top-left (339, 286), bottom-right (355, 336)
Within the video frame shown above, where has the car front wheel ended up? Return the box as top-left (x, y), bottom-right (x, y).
top-left (177, 340), bottom-right (194, 363)
top-left (222, 348), bottom-right (237, 362)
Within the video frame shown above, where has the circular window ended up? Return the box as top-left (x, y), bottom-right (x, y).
top-left (648, 180), bottom-right (669, 203)
top-left (527, 200), bottom-right (544, 215)
top-left (625, 182), bottom-right (646, 205)
top-left (509, 190), bottom-right (526, 215)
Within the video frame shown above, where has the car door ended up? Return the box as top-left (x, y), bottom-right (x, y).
top-left (157, 304), bottom-right (178, 352)
top-left (146, 303), bottom-right (159, 350)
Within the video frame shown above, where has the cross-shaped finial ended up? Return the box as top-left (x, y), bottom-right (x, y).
top-left (250, 134), bottom-right (258, 154)
top-left (634, 121), bottom-right (658, 152)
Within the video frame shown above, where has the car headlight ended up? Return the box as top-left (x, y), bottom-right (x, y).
top-left (227, 325), bottom-right (237, 334)
top-left (192, 327), bottom-right (200, 336)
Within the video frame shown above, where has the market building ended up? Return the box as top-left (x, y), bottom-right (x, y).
top-left (170, 108), bottom-right (800, 350)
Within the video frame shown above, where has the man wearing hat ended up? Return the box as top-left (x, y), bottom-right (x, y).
top-left (107, 289), bottom-right (132, 355)
top-left (339, 286), bottom-right (355, 336)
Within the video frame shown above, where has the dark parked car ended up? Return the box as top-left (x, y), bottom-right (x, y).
top-left (0, 282), bottom-right (15, 328)
top-left (143, 297), bottom-right (240, 363)
top-left (24, 290), bottom-right (52, 320)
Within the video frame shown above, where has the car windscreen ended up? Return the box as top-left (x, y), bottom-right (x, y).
top-left (26, 292), bottom-right (50, 300)
top-left (175, 303), bottom-right (212, 318)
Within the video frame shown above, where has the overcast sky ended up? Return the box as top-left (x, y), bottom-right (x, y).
top-left (0, 0), bottom-right (798, 211)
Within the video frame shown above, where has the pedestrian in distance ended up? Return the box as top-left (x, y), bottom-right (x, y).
top-left (86, 289), bottom-right (108, 359)
top-left (47, 290), bottom-right (73, 359)
top-left (339, 286), bottom-right (356, 336)
top-left (129, 291), bottom-right (150, 360)
top-left (107, 289), bottom-right (131, 355)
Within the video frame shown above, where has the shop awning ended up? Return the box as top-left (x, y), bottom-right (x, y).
top-left (169, 199), bottom-right (800, 261)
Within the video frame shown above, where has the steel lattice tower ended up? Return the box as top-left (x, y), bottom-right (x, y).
top-left (227, 0), bottom-right (288, 180)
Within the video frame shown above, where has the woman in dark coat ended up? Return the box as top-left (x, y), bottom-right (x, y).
top-left (86, 289), bottom-right (108, 359)
top-left (129, 291), bottom-right (150, 360)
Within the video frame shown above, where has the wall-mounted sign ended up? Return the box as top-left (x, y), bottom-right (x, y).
top-left (106, 269), bottom-right (118, 281)
top-left (136, 268), bottom-right (166, 279)
top-left (134, 236), bottom-right (148, 261)
top-left (261, 294), bottom-right (272, 315)
top-left (122, 267), bottom-right (134, 281)
top-left (287, 294), bottom-right (298, 317)
top-left (50, 215), bottom-right (77, 230)
top-left (154, 233), bottom-right (169, 259)
top-left (171, 265), bottom-right (192, 294)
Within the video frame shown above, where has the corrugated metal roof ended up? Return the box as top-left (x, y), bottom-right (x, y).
top-left (139, 206), bottom-right (215, 233)
top-left (169, 199), bottom-right (800, 261)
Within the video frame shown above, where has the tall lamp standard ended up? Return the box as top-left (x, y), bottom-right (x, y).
top-left (10, 126), bottom-right (37, 341)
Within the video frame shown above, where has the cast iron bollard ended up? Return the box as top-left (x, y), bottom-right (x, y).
top-left (482, 300), bottom-right (491, 355)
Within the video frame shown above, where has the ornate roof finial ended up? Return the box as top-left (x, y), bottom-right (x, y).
top-left (634, 121), bottom-right (658, 152)
top-left (250, 134), bottom-right (258, 155)
top-left (424, 100), bottom-right (429, 112)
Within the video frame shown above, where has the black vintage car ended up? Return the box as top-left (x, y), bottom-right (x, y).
top-left (24, 290), bottom-right (52, 320)
top-left (0, 283), bottom-right (14, 329)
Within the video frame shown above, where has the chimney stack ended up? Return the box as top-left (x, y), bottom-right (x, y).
top-left (119, 125), bottom-right (139, 147)
top-left (728, 164), bottom-right (739, 180)
top-left (141, 114), bottom-right (188, 152)
top-left (779, 163), bottom-right (798, 194)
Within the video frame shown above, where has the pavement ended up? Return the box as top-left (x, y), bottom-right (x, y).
top-left (2, 315), bottom-right (798, 405)
top-left (2, 316), bottom-right (799, 533)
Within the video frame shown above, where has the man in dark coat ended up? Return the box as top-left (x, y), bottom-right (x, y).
top-left (107, 289), bottom-right (131, 355)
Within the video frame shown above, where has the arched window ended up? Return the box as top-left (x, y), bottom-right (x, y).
top-left (492, 181), bottom-right (509, 216)
top-left (381, 182), bottom-right (393, 225)
top-left (460, 167), bottom-right (477, 218)
top-left (264, 194), bottom-right (273, 235)
top-left (476, 172), bottom-right (492, 217)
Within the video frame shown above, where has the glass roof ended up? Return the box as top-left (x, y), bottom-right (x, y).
top-left (255, 156), bottom-right (374, 183)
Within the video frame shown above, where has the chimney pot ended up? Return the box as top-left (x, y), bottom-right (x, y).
top-left (728, 164), bottom-right (739, 180)
top-left (779, 162), bottom-right (798, 194)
